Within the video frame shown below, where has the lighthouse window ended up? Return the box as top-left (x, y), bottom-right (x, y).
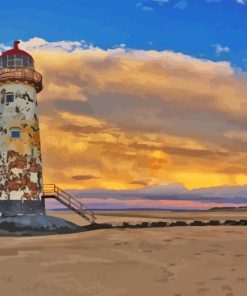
top-left (31, 147), bottom-right (35, 157)
top-left (0, 55), bottom-right (34, 68)
top-left (6, 93), bottom-right (14, 103)
top-left (7, 55), bottom-right (14, 67)
top-left (23, 57), bottom-right (28, 67)
top-left (7, 60), bottom-right (14, 67)
top-left (0, 57), bottom-right (7, 68)
top-left (10, 129), bottom-right (20, 138)
top-left (15, 59), bottom-right (23, 67)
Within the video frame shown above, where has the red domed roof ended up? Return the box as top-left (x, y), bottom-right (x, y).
top-left (0, 41), bottom-right (33, 60)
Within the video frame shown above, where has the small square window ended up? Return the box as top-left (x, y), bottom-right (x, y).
top-left (11, 130), bottom-right (20, 138)
top-left (6, 94), bottom-right (14, 103)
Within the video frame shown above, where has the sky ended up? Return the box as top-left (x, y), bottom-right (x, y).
top-left (1, 0), bottom-right (247, 69)
top-left (1, 0), bottom-right (247, 209)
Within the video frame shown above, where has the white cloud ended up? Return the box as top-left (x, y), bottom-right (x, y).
top-left (0, 43), bottom-right (11, 51)
top-left (136, 2), bottom-right (154, 11)
top-left (207, 0), bottom-right (247, 4)
top-left (213, 44), bottom-right (231, 55)
top-left (17, 37), bottom-right (92, 52)
top-left (206, 0), bottom-right (222, 3)
top-left (112, 43), bottom-right (126, 49)
top-left (235, 0), bottom-right (247, 4)
top-left (174, 0), bottom-right (188, 9)
top-left (152, 0), bottom-right (170, 4)
top-left (142, 5), bottom-right (154, 10)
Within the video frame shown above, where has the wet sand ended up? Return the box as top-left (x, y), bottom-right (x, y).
top-left (0, 210), bottom-right (247, 296)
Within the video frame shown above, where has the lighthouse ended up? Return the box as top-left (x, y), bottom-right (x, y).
top-left (0, 41), bottom-right (95, 227)
top-left (0, 41), bottom-right (44, 216)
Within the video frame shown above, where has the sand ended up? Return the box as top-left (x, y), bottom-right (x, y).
top-left (0, 210), bottom-right (247, 296)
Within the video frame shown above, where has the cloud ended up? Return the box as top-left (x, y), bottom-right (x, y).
top-left (3, 37), bottom-right (247, 206)
top-left (206, 0), bottom-right (246, 4)
top-left (60, 124), bottom-right (106, 135)
top-left (71, 175), bottom-right (99, 181)
top-left (78, 183), bottom-right (247, 203)
top-left (235, 0), bottom-right (247, 4)
top-left (213, 44), bottom-right (231, 55)
top-left (141, 5), bottom-right (154, 10)
top-left (210, 0), bottom-right (247, 4)
top-left (218, 167), bottom-right (247, 175)
top-left (174, 0), bottom-right (188, 10)
top-left (206, 0), bottom-right (223, 3)
top-left (20, 37), bottom-right (91, 52)
top-left (152, 0), bottom-right (170, 4)
top-left (130, 180), bottom-right (152, 186)
top-left (137, 0), bottom-right (170, 11)
top-left (62, 183), bottom-right (247, 210)
top-left (136, 2), bottom-right (154, 11)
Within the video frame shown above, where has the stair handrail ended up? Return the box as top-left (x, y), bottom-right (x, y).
top-left (44, 184), bottom-right (83, 207)
top-left (43, 183), bottom-right (96, 223)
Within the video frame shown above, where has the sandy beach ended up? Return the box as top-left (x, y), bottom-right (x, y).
top-left (0, 210), bottom-right (247, 296)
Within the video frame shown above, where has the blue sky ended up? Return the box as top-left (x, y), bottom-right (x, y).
top-left (0, 0), bottom-right (247, 69)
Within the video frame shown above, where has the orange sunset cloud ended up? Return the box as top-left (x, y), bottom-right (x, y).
top-left (11, 38), bottom-right (247, 193)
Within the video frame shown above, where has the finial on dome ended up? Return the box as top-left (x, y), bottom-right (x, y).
top-left (14, 40), bottom-right (20, 50)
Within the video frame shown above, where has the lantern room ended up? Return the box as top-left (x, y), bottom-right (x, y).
top-left (0, 41), bottom-right (34, 69)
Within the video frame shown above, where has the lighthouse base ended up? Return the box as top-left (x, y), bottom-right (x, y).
top-left (0, 200), bottom-right (45, 217)
top-left (0, 215), bottom-right (85, 236)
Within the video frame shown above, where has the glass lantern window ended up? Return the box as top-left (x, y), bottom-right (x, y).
top-left (0, 55), bottom-right (34, 68)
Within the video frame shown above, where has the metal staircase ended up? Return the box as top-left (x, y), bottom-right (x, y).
top-left (43, 184), bottom-right (96, 224)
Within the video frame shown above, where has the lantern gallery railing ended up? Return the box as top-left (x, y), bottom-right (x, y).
top-left (0, 67), bottom-right (43, 93)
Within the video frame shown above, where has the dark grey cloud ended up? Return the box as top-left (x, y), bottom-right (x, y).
top-left (60, 124), bottom-right (106, 135)
top-left (54, 100), bottom-right (94, 116)
top-left (130, 180), bottom-right (151, 186)
top-left (68, 184), bottom-right (247, 205)
top-left (219, 166), bottom-right (247, 175)
top-left (71, 175), bottom-right (99, 181)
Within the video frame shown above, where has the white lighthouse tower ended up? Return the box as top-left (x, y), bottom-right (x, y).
top-left (0, 41), bottom-right (44, 216)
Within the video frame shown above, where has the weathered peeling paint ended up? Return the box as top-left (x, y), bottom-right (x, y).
top-left (0, 83), bottom-right (43, 201)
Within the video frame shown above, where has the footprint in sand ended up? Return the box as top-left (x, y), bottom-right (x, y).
top-left (196, 281), bottom-right (206, 286)
top-left (169, 263), bottom-right (176, 267)
top-left (210, 276), bottom-right (224, 281)
top-left (163, 239), bottom-right (172, 242)
top-left (222, 285), bottom-right (233, 292)
top-left (197, 287), bottom-right (209, 294)
top-left (234, 254), bottom-right (245, 258)
top-left (236, 277), bottom-right (247, 282)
